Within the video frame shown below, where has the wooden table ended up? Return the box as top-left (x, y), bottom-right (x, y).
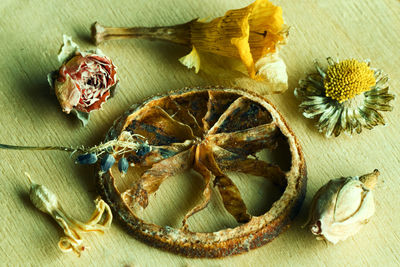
top-left (1, 0), bottom-right (399, 266)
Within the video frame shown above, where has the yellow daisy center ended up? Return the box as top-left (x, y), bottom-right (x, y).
top-left (324, 59), bottom-right (376, 103)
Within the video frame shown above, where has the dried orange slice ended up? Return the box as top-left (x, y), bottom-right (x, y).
top-left (97, 87), bottom-right (307, 257)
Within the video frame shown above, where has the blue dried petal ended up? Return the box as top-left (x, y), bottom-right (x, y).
top-left (136, 143), bottom-right (151, 157)
top-left (101, 153), bottom-right (116, 172)
top-left (75, 153), bottom-right (98, 165)
top-left (118, 157), bottom-right (129, 174)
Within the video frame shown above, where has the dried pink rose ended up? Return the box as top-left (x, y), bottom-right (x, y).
top-left (55, 53), bottom-right (117, 113)
top-left (48, 35), bottom-right (118, 125)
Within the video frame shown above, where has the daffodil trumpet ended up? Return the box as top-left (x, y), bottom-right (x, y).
top-left (91, 0), bottom-right (289, 91)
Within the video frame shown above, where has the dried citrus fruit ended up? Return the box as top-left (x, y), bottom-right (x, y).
top-left (97, 87), bottom-right (307, 257)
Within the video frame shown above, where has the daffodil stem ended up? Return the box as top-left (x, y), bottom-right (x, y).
top-left (91, 21), bottom-right (194, 46)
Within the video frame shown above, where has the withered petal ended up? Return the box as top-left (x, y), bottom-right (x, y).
top-left (123, 105), bottom-right (196, 146)
top-left (190, 0), bottom-right (286, 79)
top-left (208, 96), bottom-right (273, 135)
top-left (123, 148), bottom-right (194, 209)
top-left (208, 123), bottom-right (278, 156)
top-left (182, 146), bottom-right (213, 230)
top-left (197, 143), bottom-right (251, 224)
top-left (202, 90), bottom-right (240, 132)
top-left (213, 145), bottom-right (286, 189)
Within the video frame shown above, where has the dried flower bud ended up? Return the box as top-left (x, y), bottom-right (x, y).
top-left (29, 181), bottom-right (60, 214)
top-left (26, 173), bottom-right (112, 256)
top-left (75, 153), bottom-right (98, 165)
top-left (48, 35), bottom-right (118, 126)
top-left (55, 53), bottom-right (117, 113)
top-left (118, 157), bottom-right (129, 174)
top-left (305, 170), bottom-right (379, 244)
top-left (100, 153), bottom-right (116, 172)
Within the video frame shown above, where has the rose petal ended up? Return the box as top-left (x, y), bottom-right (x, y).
top-left (54, 74), bottom-right (81, 114)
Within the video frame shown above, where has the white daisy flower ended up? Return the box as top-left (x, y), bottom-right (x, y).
top-left (294, 58), bottom-right (395, 137)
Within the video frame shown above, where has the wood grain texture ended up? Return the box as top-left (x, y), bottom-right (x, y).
top-left (0, 0), bottom-right (399, 266)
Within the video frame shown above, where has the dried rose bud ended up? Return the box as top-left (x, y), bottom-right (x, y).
top-left (48, 35), bottom-right (118, 126)
top-left (305, 170), bottom-right (379, 244)
top-left (55, 54), bottom-right (117, 114)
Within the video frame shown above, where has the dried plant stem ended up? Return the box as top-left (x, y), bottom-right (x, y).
top-left (0, 133), bottom-right (146, 157)
top-left (0, 143), bottom-right (83, 153)
top-left (91, 21), bottom-right (194, 46)
top-left (87, 139), bottom-right (145, 156)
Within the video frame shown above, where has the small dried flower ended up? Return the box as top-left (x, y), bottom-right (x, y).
top-left (118, 157), bottom-right (129, 174)
top-left (91, 0), bottom-right (288, 93)
top-left (100, 153), bottom-right (116, 173)
top-left (295, 58), bottom-right (395, 137)
top-left (75, 153), bottom-right (98, 165)
top-left (305, 170), bottom-right (379, 244)
top-left (48, 35), bottom-right (118, 126)
top-left (26, 173), bottom-right (112, 256)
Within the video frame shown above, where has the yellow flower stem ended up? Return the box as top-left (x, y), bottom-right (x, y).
top-left (91, 21), bottom-right (194, 46)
